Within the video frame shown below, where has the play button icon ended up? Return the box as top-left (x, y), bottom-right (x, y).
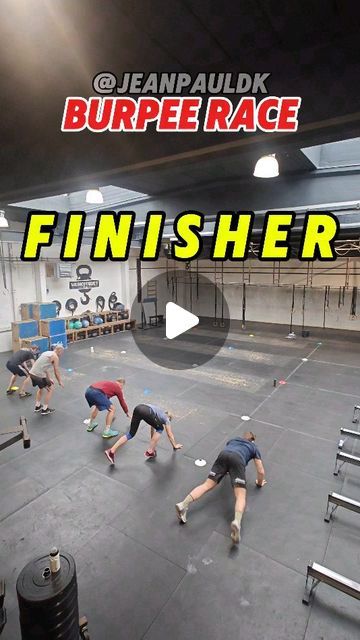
top-left (166, 302), bottom-right (199, 339)
top-left (130, 269), bottom-right (229, 370)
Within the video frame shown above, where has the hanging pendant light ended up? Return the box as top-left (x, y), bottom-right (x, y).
top-left (253, 154), bottom-right (279, 178)
top-left (0, 210), bottom-right (9, 228)
top-left (85, 189), bottom-right (104, 204)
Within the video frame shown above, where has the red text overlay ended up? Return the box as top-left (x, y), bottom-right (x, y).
top-left (61, 96), bottom-right (301, 133)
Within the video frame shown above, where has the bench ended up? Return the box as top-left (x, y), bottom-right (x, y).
top-left (324, 492), bottom-right (360, 522)
top-left (338, 428), bottom-right (360, 450)
top-left (334, 451), bottom-right (360, 475)
top-left (303, 562), bottom-right (360, 605)
top-left (352, 404), bottom-right (360, 424)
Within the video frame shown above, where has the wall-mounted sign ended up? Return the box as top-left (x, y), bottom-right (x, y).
top-left (68, 264), bottom-right (99, 305)
top-left (69, 280), bottom-right (99, 290)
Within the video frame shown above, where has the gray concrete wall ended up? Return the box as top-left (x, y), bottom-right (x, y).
top-left (135, 256), bottom-right (360, 331)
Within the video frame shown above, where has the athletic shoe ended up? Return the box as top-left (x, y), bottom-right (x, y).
top-left (102, 429), bottom-right (119, 439)
top-left (175, 502), bottom-right (188, 524)
top-left (41, 407), bottom-right (55, 416)
top-left (144, 450), bottom-right (157, 458)
top-left (86, 422), bottom-right (98, 432)
top-left (230, 520), bottom-right (241, 544)
top-left (34, 404), bottom-right (42, 412)
top-left (6, 389), bottom-right (15, 395)
top-left (19, 391), bottom-right (32, 398)
top-left (104, 449), bottom-right (115, 465)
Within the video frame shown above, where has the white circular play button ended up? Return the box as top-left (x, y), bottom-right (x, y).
top-left (130, 270), bottom-right (229, 370)
top-left (165, 302), bottom-right (199, 339)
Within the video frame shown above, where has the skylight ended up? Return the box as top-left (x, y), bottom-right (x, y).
top-left (10, 185), bottom-right (149, 213)
top-left (301, 137), bottom-right (360, 170)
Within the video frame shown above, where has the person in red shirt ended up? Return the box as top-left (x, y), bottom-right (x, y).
top-left (84, 378), bottom-right (130, 439)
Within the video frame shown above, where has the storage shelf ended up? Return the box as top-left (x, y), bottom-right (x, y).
top-left (66, 319), bottom-right (136, 343)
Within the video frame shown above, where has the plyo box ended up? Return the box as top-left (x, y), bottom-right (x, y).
top-left (12, 320), bottom-right (39, 341)
top-left (49, 332), bottom-right (67, 349)
top-left (32, 303), bottom-right (57, 321)
top-left (40, 318), bottom-right (66, 337)
top-left (20, 303), bottom-right (36, 320)
top-left (15, 336), bottom-right (49, 354)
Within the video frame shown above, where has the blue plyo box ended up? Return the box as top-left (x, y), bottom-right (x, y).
top-left (18, 335), bottom-right (49, 354)
top-left (32, 303), bottom-right (57, 320)
top-left (50, 333), bottom-right (67, 349)
top-left (12, 320), bottom-right (39, 340)
top-left (40, 318), bottom-right (66, 336)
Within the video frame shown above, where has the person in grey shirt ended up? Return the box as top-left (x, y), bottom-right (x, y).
top-left (29, 344), bottom-right (64, 415)
top-left (105, 403), bottom-right (182, 465)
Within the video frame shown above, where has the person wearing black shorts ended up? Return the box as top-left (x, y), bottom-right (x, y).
top-left (104, 403), bottom-right (182, 465)
top-left (6, 346), bottom-right (39, 397)
top-left (176, 431), bottom-right (266, 544)
top-left (28, 344), bottom-right (64, 415)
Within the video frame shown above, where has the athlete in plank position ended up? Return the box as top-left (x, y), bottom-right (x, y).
top-left (176, 431), bottom-right (266, 544)
top-left (104, 403), bottom-right (182, 464)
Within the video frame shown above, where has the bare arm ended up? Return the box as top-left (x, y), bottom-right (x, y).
top-left (164, 424), bottom-right (182, 450)
top-left (254, 459), bottom-right (266, 487)
top-left (52, 354), bottom-right (63, 386)
top-left (19, 359), bottom-right (34, 375)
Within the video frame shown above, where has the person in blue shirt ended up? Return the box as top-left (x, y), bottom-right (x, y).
top-left (176, 431), bottom-right (266, 544)
top-left (105, 403), bottom-right (182, 465)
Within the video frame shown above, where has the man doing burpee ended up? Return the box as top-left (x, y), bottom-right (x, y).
top-left (176, 431), bottom-right (266, 544)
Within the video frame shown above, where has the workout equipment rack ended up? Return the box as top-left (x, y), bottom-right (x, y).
top-left (66, 309), bottom-right (135, 344)
top-left (0, 417), bottom-right (29, 453)
top-left (333, 451), bottom-right (360, 476)
top-left (324, 492), bottom-right (360, 523)
top-left (303, 405), bottom-right (360, 611)
top-left (352, 404), bottom-right (360, 423)
top-left (338, 427), bottom-right (360, 449)
top-left (303, 562), bottom-right (360, 605)
top-left (1, 419), bottom-right (30, 637)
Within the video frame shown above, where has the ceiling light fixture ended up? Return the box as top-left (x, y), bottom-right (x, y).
top-left (0, 210), bottom-right (9, 228)
top-left (85, 189), bottom-right (104, 204)
top-left (253, 154), bottom-right (279, 178)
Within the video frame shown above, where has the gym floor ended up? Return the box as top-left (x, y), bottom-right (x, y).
top-left (1, 322), bottom-right (359, 640)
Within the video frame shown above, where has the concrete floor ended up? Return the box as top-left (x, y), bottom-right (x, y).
top-left (1, 322), bottom-right (360, 639)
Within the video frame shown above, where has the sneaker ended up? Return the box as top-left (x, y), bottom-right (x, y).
top-left (144, 450), bottom-right (157, 458)
top-left (104, 449), bottom-right (115, 465)
top-left (34, 404), bottom-right (42, 412)
top-left (86, 422), bottom-right (98, 432)
top-left (230, 520), bottom-right (241, 544)
top-left (19, 391), bottom-right (32, 398)
top-left (41, 407), bottom-right (55, 416)
top-left (102, 429), bottom-right (119, 439)
top-left (6, 388), bottom-right (15, 395)
top-left (175, 502), bottom-right (188, 524)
